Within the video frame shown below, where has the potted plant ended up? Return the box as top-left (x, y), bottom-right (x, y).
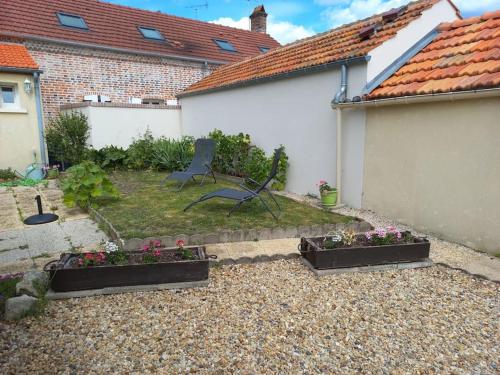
top-left (43, 165), bottom-right (60, 179)
top-left (300, 227), bottom-right (430, 270)
top-left (318, 180), bottom-right (337, 207)
top-left (44, 240), bottom-right (213, 292)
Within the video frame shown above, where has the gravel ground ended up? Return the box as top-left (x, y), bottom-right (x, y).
top-left (1, 260), bottom-right (498, 374)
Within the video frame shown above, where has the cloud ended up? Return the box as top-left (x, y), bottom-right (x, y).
top-left (453, 0), bottom-right (500, 14)
top-left (210, 15), bottom-right (315, 45)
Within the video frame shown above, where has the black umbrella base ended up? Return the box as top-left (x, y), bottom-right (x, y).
top-left (24, 213), bottom-right (59, 225)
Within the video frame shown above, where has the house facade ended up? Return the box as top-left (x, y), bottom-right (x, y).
top-left (0, 44), bottom-right (46, 172)
top-left (0, 0), bottom-right (279, 122)
top-left (179, 0), bottom-right (460, 208)
top-left (337, 11), bottom-right (500, 253)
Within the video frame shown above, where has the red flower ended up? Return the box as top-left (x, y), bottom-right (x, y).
top-left (84, 253), bottom-right (94, 260)
top-left (154, 250), bottom-right (161, 257)
top-left (176, 239), bottom-right (185, 249)
top-left (142, 245), bottom-right (150, 252)
top-left (153, 240), bottom-right (162, 248)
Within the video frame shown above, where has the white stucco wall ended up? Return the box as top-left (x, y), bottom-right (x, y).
top-left (367, 0), bottom-right (458, 81)
top-left (62, 105), bottom-right (182, 149)
top-left (180, 64), bottom-right (368, 207)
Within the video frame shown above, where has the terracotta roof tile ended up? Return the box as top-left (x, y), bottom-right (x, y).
top-left (0, 43), bottom-right (39, 70)
top-left (0, 0), bottom-right (279, 64)
top-left (368, 11), bottom-right (500, 99)
top-left (181, 0), bottom-right (442, 96)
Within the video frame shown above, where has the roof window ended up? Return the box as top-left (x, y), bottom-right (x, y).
top-left (382, 6), bottom-right (407, 23)
top-left (259, 46), bottom-right (270, 53)
top-left (214, 39), bottom-right (237, 52)
top-left (57, 12), bottom-right (88, 30)
top-left (358, 24), bottom-right (380, 40)
top-left (139, 27), bottom-right (165, 41)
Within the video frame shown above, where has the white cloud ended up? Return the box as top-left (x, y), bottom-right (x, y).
top-left (210, 15), bottom-right (315, 45)
top-left (453, 0), bottom-right (500, 14)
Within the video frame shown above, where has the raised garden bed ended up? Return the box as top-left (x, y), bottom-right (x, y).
top-left (299, 229), bottom-right (430, 270)
top-left (44, 245), bottom-right (210, 292)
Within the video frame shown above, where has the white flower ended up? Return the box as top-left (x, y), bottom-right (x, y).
top-left (104, 241), bottom-right (119, 253)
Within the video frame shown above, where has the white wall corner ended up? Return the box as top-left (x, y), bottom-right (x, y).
top-left (366, 0), bottom-right (459, 81)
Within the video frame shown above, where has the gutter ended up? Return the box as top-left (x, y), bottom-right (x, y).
top-left (333, 87), bottom-right (500, 108)
top-left (0, 67), bottom-right (43, 74)
top-left (178, 56), bottom-right (369, 98)
top-left (0, 32), bottom-right (227, 66)
top-left (33, 72), bottom-right (47, 165)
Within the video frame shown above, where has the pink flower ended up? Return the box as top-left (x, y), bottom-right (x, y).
top-left (154, 250), bottom-right (161, 257)
top-left (375, 228), bottom-right (387, 238)
top-left (142, 245), bottom-right (150, 252)
top-left (176, 239), bottom-right (185, 249)
top-left (365, 232), bottom-right (372, 240)
top-left (153, 240), bottom-right (161, 248)
top-left (78, 259), bottom-right (84, 266)
top-left (396, 231), bottom-right (402, 239)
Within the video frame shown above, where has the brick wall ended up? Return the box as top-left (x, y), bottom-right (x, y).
top-left (2, 39), bottom-right (218, 123)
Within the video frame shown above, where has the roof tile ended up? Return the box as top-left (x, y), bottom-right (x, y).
top-left (0, 0), bottom-right (279, 64)
top-left (181, 0), bottom-right (441, 96)
top-left (368, 10), bottom-right (500, 99)
top-left (0, 43), bottom-right (39, 70)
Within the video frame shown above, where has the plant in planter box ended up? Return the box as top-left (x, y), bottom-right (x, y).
top-left (176, 239), bottom-right (193, 260)
top-left (318, 180), bottom-right (337, 207)
top-left (141, 240), bottom-right (162, 264)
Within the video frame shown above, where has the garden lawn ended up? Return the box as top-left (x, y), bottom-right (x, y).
top-left (97, 171), bottom-right (353, 239)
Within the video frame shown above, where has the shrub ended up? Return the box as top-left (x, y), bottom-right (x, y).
top-left (88, 146), bottom-right (128, 170)
top-left (209, 129), bottom-right (251, 177)
top-left (125, 130), bottom-right (155, 170)
top-left (151, 136), bottom-right (194, 171)
top-left (0, 168), bottom-right (17, 181)
top-left (45, 111), bottom-right (90, 168)
top-left (62, 161), bottom-right (119, 209)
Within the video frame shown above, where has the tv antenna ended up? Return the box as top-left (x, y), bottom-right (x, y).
top-left (186, 0), bottom-right (208, 19)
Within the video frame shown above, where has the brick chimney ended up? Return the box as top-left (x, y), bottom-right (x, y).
top-left (250, 5), bottom-right (267, 33)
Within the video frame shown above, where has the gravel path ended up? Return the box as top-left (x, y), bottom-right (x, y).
top-left (1, 260), bottom-right (498, 374)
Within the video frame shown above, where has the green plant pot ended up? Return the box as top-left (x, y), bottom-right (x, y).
top-left (320, 190), bottom-right (337, 207)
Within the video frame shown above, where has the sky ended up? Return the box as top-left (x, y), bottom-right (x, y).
top-left (106, 0), bottom-right (500, 44)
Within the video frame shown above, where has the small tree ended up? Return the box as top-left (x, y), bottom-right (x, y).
top-left (45, 111), bottom-right (89, 169)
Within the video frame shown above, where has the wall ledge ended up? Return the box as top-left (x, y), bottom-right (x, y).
top-left (60, 102), bottom-right (181, 110)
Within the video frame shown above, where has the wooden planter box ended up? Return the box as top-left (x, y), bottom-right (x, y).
top-left (299, 237), bottom-right (430, 270)
top-left (44, 246), bottom-right (209, 292)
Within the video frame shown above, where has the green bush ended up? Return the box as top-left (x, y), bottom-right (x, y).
top-left (125, 131), bottom-right (155, 170)
top-left (62, 161), bottom-right (119, 209)
top-left (0, 168), bottom-right (17, 180)
top-left (151, 136), bottom-right (194, 171)
top-left (87, 146), bottom-right (128, 170)
top-left (209, 129), bottom-right (251, 177)
top-left (45, 111), bottom-right (89, 168)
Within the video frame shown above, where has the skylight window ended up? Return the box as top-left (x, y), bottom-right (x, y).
top-left (57, 12), bottom-right (88, 30)
top-left (139, 27), bottom-right (165, 41)
top-left (214, 39), bottom-right (237, 52)
top-left (259, 46), bottom-right (270, 53)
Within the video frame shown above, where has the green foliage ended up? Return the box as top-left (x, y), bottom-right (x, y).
top-left (0, 276), bottom-right (22, 319)
top-left (0, 168), bottom-right (17, 180)
top-left (209, 130), bottom-right (289, 190)
top-left (106, 250), bottom-right (128, 265)
top-left (0, 178), bottom-right (45, 187)
top-left (125, 131), bottom-right (155, 170)
top-left (150, 136), bottom-right (195, 171)
top-left (87, 146), bottom-right (128, 170)
top-left (62, 161), bottom-right (119, 209)
top-left (209, 129), bottom-right (251, 177)
top-left (45, 111), bottom-right (90, 167)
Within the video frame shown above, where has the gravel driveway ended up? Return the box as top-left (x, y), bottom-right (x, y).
top-left (1, 260), bottom-right (498, 374)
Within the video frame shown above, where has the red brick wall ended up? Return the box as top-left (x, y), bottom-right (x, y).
top-left (2, 39), bottom-right (218, 123)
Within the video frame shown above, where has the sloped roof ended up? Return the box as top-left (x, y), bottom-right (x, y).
top-left (0, 0), bottom-right (280, 64)
top-left (0, 43), bottom-right (39, 70)
top-left (181, 0), bottom-right (448, 96)
top-left (368, 11), bottom-right (500, 98)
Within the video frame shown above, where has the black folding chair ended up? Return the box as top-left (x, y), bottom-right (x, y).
top-left (160, 138), bottom-right (216, 190)
top-left (184, 148), bottom-right (283, 220)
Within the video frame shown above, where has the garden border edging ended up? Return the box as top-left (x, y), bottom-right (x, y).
top-left (89, 207), bottom-right (372, 251)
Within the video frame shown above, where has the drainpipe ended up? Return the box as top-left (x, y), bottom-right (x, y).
top-left (33, 72), bottom-right (47, 165)
top-left (332, 64), bottom-right (348, 206)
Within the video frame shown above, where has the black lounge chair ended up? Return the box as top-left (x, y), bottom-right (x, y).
top-left (184, 148), bottom-right (283, 220)
top-left (160, 138), bottom-right (216, 190)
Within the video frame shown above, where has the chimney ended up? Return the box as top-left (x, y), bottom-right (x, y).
top-left (250, 5), bottom-right (267, 33)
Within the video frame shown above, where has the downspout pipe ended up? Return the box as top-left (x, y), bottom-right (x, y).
top-left (33, 72), bottom-right (47, 165)
top-left (331, 64), bottom-right (348, 206)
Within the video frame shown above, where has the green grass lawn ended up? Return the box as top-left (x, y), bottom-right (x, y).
top-left (97, 171), bottom-right (353, 239)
